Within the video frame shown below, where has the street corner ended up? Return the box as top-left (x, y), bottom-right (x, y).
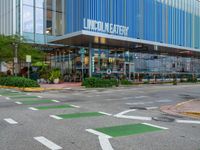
top-left (160, 100), bottom-right (200, 119)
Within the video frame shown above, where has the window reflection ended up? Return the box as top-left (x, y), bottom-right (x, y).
top-left (22, 0), bottom-right (64, 37)
top-left (23, 5), bottom-right (33, 33)
top-left (36, 8), bottom-right (44, 34)
top-left (35, 0), bottom-right (44, 8)
top-left (23, 0), bottom-right (33, 6)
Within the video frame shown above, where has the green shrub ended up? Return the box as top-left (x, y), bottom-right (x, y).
top-left (0, 76), bottom-right (40, 87)
top-left (187, 76), bottom-right (197, 83)
top-left (48, 68), bottom-right (61, 82)
top-left (82, 77), bottom-right (118, 88)
top-left (120, 79), bottom-right (133, 85)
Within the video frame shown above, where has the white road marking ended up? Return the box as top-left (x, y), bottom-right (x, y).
top-left (116, 115), bottom-right (152, 121)
top-left (15, 101), bottom-right (22, 104)
top-left (114, 109), bottom-right (152, 121)
top-left (29, 107), bottom-right (38, 111)
top-left (52, 100), bottom-right (60, 103)
top-left (0, 95), bottom-right (2, 96)
top-left (4, 118), bottom-right (18, 124)
top-left (64, 88), bottom-right (71, 90)
top-left (50, 115), bottom-right (63, 120)
top-left (86, 129), bottom-right (113, 150)
top-left (34, 136), bottom-right (62, 150)
top-left (135, 96), bottom-right (148, 99)
top-left (146, 107), bottom-right (158, 110)
top-left (115, 109), bottom-right (136, 116)
top-left (175, 120), bottom-right (200, 124)
top-left (98, 136), bottom-right (114, 150)
top-left (156, 99), bottom-right (172, 103)
top-left (99, 112), bottom-right (112, 116)
top-left (37, 96), bottom-right (42, 98)
top-left (70, 104), bottom-right (80, 108)
top-left (142, 123), bottom-right (168, 130)
top-left (126, 101), bottom-right (154, 105)
top-left (126, 102), bottom-right (144, 105)
top-left (86, 129), bottom-right (112, 139)
top-left (6, 97), bottom-right (10, 100)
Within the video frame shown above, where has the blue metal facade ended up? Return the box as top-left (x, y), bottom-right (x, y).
top-left (65, 0), bottom-right (200, 50)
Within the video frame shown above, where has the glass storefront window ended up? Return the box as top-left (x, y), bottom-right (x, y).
top-left (23, 0), bottom-right (33, 6)
top-left (35, 0), bottom-right (44, 8)
top-left (23, 5), bottom-right (34, 33)
top-left (93, 49), bottom-right (125, 75)
top-left (46, 10), bottom-right (53, 35)
top-left (56, 12), bottom-right (63, 35)
top-left (46, 0), bottom-right (53, 10)
top-left (36, 8), bottom-right (44, 34)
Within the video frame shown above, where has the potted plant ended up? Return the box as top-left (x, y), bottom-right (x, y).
top-left (49, 68), bottom-right (61, 84)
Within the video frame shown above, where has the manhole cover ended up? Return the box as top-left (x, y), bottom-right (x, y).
top-left (129, 107), bottom-right (147, 110)
top-left (152, 117), bottom-right (175, 122)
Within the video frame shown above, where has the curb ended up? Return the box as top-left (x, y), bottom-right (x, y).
top-left (175, 100), bottom-right (194, 108)
top-left (0, 86), bottom-right (66, 92)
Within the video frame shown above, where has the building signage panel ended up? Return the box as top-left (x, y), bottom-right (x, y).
top-left (83, 18), bottom-right (129, 36)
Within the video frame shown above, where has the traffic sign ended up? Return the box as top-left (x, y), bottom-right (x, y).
top-left (79, 48), bottom-right (86, 54)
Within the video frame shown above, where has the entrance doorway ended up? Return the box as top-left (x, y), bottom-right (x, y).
top-left (124, 62), bottom-right (135, 80)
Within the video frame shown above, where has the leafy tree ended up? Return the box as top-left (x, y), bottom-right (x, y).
top-left (0, 35), bottom-right (44, 63)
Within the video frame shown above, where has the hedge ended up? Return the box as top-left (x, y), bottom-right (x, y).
top-left (0, 77), bottom-right (40, 88)
top-left (82, 77), bottom-right (118, 88)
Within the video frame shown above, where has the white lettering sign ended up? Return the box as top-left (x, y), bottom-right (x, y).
top-left (83, 18), bottom-right (129, 36)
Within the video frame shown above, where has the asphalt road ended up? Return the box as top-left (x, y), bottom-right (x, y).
top-left (0, 84), bottom-right (200, 150)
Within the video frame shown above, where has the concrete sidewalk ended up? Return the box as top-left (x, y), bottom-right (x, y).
top-left (161, 100), bottom-right (200, 119)
top-left (40, 82), bottom-right (82, 89)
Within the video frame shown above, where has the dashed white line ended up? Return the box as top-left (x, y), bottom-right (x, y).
top-left (37, 96), bottom-right (42, 98)
top-left (70, 104), bottom-right (80, 108)
top-left (34, 136), bottom-right (62, 150)
top-left (99, 112), bottom-right (112, 116)
top-left (156, 99), bottom-right (172, 103)
top-left (176, 120), bottom-right (200, 124)
top-left (135, 96), bottom-right (148, 99)
top-left (142, 123), bottom-right (168, 130)
top-left (4, 118), bottom-right (18, 124)
top-left (52, 100), bottom-right (60, 103)
top-left (6, 97), bottom-right (10, 100)
top-left (29, 107), bottom-right (39, 111)
top-left (15, 101), bottom-right (22, 104)
top-left (49, 115), bottom-right (63, 120)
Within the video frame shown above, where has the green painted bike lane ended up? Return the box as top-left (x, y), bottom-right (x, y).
top-left (95, 123), bottom-right (166, 137)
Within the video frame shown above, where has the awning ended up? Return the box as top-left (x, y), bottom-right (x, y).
top-left (49, 30), bottom-right (200, 58)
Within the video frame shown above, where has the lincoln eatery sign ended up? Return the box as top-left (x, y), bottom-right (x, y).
top-left (83, 18), bottom-right (129, 36)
